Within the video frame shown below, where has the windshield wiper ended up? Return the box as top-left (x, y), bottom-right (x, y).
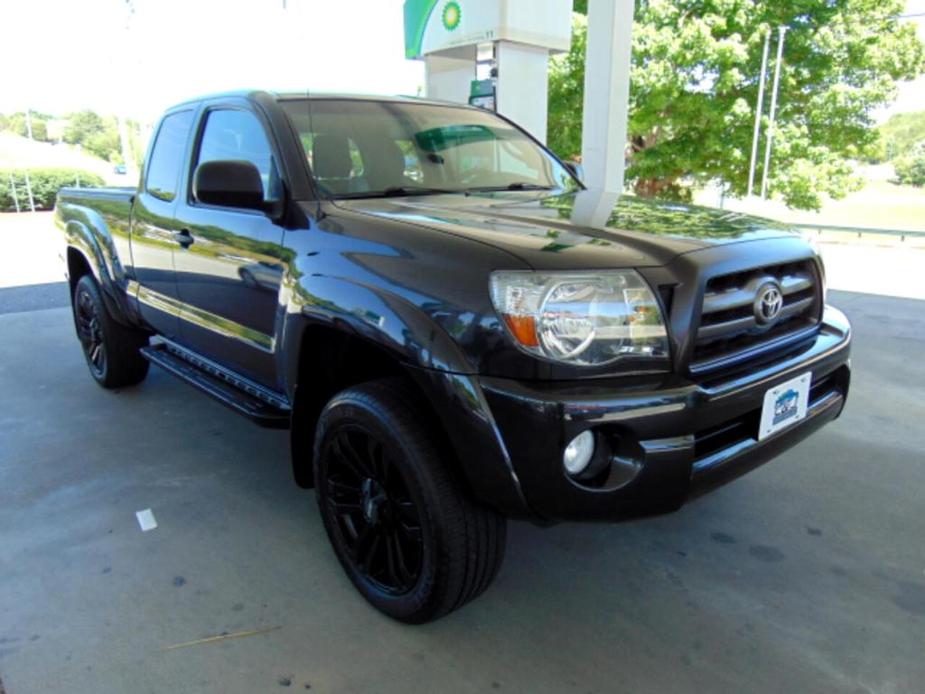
top-left (336, 185), bottom-right (467, 199)
top-left (382, 185), bottom-right (469, 197)
top-left (337, 182), bottom-right (552, 199)
top-left (466, 182), bottom-right (556, 192)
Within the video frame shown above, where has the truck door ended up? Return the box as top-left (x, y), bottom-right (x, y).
top-left (171, 103), bottom-right (286, 388)
top-left (130, 108), bottom-right (195, 338)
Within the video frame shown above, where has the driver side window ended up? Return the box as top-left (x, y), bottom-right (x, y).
top-left (196, 109), bottom-right (282, 202)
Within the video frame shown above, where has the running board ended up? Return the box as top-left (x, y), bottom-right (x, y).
top-left (140, 341), bottom-right (290, 429)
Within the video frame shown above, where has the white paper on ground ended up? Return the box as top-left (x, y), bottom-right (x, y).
top-left (136, 508), bottom-right (158, 532)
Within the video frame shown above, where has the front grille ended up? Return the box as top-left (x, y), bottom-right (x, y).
top-left (691, 260), bottom-right (821, 372)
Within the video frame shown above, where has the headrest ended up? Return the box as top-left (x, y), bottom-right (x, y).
top-left (312, 134), bottom-right (353, 179)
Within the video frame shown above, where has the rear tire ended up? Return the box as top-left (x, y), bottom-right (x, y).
top-left (72, 274), bottom-right (149, 388)
top-left (313, 378), bottom-right (506, 623)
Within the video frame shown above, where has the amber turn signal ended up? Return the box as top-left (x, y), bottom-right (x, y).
top-left (502, 314), bottom-right (540, 347)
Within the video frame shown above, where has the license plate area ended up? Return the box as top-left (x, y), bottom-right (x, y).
top-left (758, 372), bottom-right (812, 440)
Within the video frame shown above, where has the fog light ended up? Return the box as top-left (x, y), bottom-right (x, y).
top-left (563, 430), bottom-right (595, 476)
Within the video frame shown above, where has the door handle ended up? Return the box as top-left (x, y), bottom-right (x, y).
top-left (173, 229), bottom-right (194, 248)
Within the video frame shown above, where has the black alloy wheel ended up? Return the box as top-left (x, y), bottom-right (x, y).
top-left (75, 282), bottom-right (107, 378)
top-left (313, 379), bottom-right (507, 623)
top-left (322, 426), bottom-right (424, 595)
top-left (71, 274), bottom-right (149, 388)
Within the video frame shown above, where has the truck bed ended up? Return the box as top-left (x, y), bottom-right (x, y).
top-left (57, 186), bottom-right (135, 204)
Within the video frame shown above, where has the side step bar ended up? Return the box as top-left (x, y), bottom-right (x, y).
top-left (141, 340), bottom-right (291, 429)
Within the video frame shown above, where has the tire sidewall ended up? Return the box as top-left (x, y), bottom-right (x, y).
top-left (73, 276), bottom-right (109, 384)
top-left (314, 395), bottom-right (444, 622)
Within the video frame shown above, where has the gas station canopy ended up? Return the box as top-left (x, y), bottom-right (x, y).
top-left (403, 0), bottom-right (572, 59)
top-left (403, 0), bottom-right (634, 193)
top-left (403, 0), bottom-right (572, 143)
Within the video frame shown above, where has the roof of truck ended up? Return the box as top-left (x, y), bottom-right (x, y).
top-left (168, 90), bottom-right (460, 110)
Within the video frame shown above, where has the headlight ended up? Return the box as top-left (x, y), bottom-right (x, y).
top-left (489, 270), bottom-right (668, 366)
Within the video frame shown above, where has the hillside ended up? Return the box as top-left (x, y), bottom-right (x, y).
top-left (0, 132), bottom-right (128, 186)
top-left (878, 110), bottom-right (925, 159)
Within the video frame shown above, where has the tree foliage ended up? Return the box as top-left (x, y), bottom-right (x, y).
top-left (894, 143), bottom-right (925, 186)
top-left (548, 0), bottom-right (925, 210)
top-left (0, 111), bottom-right (52, 142)
top-left (62, 110), bottom-right (124, 162)
top-left (0, 108), bottom-right (144, 165)
top-left (876, 110), bottom-right (925, 161)
top-left (548, 14), bottom-right (587, 164)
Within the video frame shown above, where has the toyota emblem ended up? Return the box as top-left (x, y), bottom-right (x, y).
top-left (755, 283), bottom-right (784, 324)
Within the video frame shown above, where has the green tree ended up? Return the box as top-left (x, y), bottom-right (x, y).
top-left (876, 110), bottom-right (925, 161)
top-left (548, 0), bottom-right (925, 210)
top-left (548, 14), bottom-right (587, 164)
top-left (2, 112), bottom-right (51, 142)
top-left (63, 110), bottom-right (122, 161)
top-left (894, 143), bottom-right (925, 186)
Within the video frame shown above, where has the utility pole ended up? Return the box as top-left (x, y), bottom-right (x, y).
top-left (23, 170), bottom-right (36, 212)
top-left (117, 115), bottom-right (134, 176)
top-left (24, 108), bottom-right (34, 140)
top-left (8, 171), bottom-right (21, 213)
top-left (117, 0), bottom-right (137, 178)
top-left (761, 26), bottom-right (787, 200)
top-left (747, 30), bottom-right (770, 198)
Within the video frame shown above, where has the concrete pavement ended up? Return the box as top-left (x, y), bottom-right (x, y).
top-left (0, 291), bottom-right (923, 693)
top-left (0, 281), bottom-right (69, 314)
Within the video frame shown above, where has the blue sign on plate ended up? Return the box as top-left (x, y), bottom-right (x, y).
top-left (759, 373), bottom-right (812, 440)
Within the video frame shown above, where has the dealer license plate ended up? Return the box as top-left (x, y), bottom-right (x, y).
top-left (758, 372), bottom-right (812, 441)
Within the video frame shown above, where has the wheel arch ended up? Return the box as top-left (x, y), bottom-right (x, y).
top-left (280, 279), bottom-right (532, 518)
top-left (66, 245), bottom-right (95, 296)
top-left (59, 211), bottom-right (140, 328)
top-left (63, 218), bottom-right (110, 290)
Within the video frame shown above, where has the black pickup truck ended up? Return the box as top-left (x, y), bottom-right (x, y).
top-left (56, 91), bottom-right (851, 623)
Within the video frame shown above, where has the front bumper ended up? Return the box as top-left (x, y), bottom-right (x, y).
top-left (480, 306), bottom-right (852, 523)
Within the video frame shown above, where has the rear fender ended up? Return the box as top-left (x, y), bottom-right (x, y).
top-left (57, 203), bottom-right (139, 326)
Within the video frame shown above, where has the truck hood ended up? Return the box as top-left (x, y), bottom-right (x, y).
top-left (334, 190), bottom-right (800, 270)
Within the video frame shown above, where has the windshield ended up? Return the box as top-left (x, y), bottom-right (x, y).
top-left (280, 98), bottom-right (580, 198)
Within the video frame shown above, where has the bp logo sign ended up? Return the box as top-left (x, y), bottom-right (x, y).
top-left (442, 1), bottom-right (461, 31)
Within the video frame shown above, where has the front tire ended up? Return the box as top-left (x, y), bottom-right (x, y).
top-left (314, 379), bottom-right (506, 623)
top-left (72, 274), bottom-right (149, 388)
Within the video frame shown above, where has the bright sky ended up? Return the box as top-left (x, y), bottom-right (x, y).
top-left (0, 0), bottom-right (426, 122)
top-left (0, 0), bottom-right (923, 123)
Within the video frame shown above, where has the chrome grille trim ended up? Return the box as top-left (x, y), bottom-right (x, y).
top-left (701, 273), bottom-right (813, 315)
top-left (691, 261), bottom-right (820, 373)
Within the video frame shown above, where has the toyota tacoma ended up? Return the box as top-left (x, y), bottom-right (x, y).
top-left (56, 91), bottom-right (851, 623)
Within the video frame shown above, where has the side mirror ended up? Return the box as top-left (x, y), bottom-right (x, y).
top-left (564, 161), bottom-right (585, 184)
top-left (193, 160), bottom-right (267, 212)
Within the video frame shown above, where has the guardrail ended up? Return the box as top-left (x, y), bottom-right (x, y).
top-left (796, 222), bottom-right (925, 242)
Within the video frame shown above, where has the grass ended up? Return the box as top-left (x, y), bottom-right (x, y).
top-left (0, 132), bottom-right (124, 186)
top-left (695, 164), bottom-right (925, 232)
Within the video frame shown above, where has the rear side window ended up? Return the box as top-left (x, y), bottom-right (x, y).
top-left (195, 109), bottom-right (281, 202)
top-left (145, 110), bottom-right (194, 202)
